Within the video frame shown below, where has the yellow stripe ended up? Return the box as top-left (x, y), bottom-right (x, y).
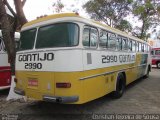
top-left (22, 13), bottom-right (81, 28)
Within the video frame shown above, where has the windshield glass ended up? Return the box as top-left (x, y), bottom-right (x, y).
top-left (35, 23), bottom-right (79, 48)
top-left (19, 29), bottom-right (36, 51)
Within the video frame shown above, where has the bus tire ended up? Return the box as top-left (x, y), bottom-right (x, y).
top-left (157, 62), bottom-right (160, 69)
top-left (111, 73), bottom-right (125, 99)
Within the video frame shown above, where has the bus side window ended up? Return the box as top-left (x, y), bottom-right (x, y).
top-left (132, 40), bottom-right (136, 52)
top-left (108, 33), bottom-right (116, 50)
top-left (128, 39), bottom-right (132, 51)
top-left (122, 37), bottom-right (128, 51)
top-left (139, 42), bottom-right (142, 52)
top-left (0, 38), bottom-right (6, 52)
top-left (82, 27), bottom-right (98, 48)
top-left (142, 43), bottom-right (144, 52)
top-left (82, 28), bottom-right (90, 47)
top-left (144, 44), bottom-right (147, 52)
top-left (155, 50), bottom-right (160, 55)
top-left (117, 35), bottom-right (122, 51)
top-left (99, 30), bottom-right (108, 48)
top-left (136, 42), bottom-right (139, 52)
top-left (90, 28), bottom-right (98, 47)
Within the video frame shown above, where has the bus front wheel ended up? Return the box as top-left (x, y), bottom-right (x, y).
top-left (111, 73), bottom-right (125, 99)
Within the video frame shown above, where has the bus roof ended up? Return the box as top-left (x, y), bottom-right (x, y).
top-left (0, 30), bottom-right (20, 39)
top-left (22, 13), bottom-right (148, 44)
top-left (22, 13), bottom-right (81, 28)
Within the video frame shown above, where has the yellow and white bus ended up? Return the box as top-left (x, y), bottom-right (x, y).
top-left (14, 13), bottom-right (151, 104)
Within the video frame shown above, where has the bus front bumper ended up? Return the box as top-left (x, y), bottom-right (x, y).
top-left (14, 87), bottom-right (79, 103)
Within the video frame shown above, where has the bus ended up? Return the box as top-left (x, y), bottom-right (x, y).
top-left (0, 30), bottom-right (20, 90)
top-left (14, 13), bottom-right (151, 104)
top-left (151, 47), bottom-right (160, 68)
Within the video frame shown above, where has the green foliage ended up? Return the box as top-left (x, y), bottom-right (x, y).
top-left (83, 0), bottom-right (133, 32)
top-left (132, 0), bottom-right (160, 40)
top-left (84, 0), bottom-right (160, 40)
top-left (53, 0), bottom-right (64, 13)
top-left (115, 20), bottom-right (132, 33)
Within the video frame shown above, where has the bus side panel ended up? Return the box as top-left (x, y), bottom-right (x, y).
top-left (0, 52), bottom-right (11, 88)
top-left (136, 53), bottom-right (148, 78)
top-left (0, 70), bottom-right (11, 87)
top-left (82, 68), bottom-right (116, 103)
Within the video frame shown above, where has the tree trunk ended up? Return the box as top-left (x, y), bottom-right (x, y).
top-left (0, 0), bottom-right (16, 74)
top-left (14, 0), bottom-right (27, 26)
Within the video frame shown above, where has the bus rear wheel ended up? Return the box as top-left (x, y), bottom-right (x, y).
top-left (157, 62), bottom-right (160, 69)
top-left (111, 73), bottom-right (125, 99)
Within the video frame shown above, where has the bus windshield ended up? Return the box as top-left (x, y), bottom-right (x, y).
top-left (36, 23), bottom-right (79, 48)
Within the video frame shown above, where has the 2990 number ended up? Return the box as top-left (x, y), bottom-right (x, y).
top-left (24, 63), bottom-right (42, 69)
top-left (102, 55), bottom-right (117, 63)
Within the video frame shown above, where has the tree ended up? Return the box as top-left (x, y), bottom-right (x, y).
top-left (52, 0), bottom-right (64, 13)
top-left (0, 0), bottom-right (27, 74)
top-left (132, 0), bottom-right (160, 40)
top-left (83, 0), bottom-right (133, 32)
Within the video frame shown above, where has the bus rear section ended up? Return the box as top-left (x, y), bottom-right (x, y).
top-left (15, 50), bottom-right (84, 103)
top-left (151, 48), bottom-right (160, 68)
top-left (0, 30), bottom-right (20, 90)
top-left (14, 22), bottom-right (86, 104)
top-left (0, 31), bottom-right (11, 90)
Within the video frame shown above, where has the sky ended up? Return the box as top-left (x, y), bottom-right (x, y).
top-left (6, 0), bottom-right (160, 47)
top-left (8, 0), bottom-right (89, 21)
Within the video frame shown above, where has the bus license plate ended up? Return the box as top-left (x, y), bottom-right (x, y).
top-left (28, 79), bottom-right (38, 86)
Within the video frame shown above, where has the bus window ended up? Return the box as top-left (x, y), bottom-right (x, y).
top-left (90, 28), bottom-right (98, 47)
top-left (122, 37), bottom-right (128, 51)
top-left (36, 23), bottom-right (79, 48)
top-left (144, 44), bottom-right (147, 52)
top-left (128, 39), bottom-right (132, 51)
top-left (83, 26), bottom-right (98, 48)
top-left (117, 35), bottom-right (122, 50)
top-left (132, 40), bottom-right (136, 52)
top-left (0, 38), bottom-right (5, 52)
top-left (155, 50), bottom-right (160, 55)
top-left (142, 43), bottom-right (144, 52)
top-left (108, 33), bottom-right (116, 50)
top-left (19, 29), bottom-right (36, 50)
top-left (139, 42), bottom-right (142, 52)
top-left (99, 30), bottom-right (108, 48)
top-left (83, 28), bottom-right (90, 46)
top-left (136, 42), bottom-right (139, 51)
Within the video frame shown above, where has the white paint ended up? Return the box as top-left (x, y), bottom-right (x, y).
top-left (6, 76), bottom-right (24, 101)
top-left (16, 49), bottom-right (136, 72)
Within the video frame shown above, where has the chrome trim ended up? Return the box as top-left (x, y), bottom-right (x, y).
top-left (138, 64), bottom-right (147, 67)
top-left (43, 95), bottom-right (79, 103)
top-left (80, 66), bottom-right (136, 80)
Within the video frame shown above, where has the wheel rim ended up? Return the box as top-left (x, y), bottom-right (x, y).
top-left (158, 63), bottom-right (160, 68)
